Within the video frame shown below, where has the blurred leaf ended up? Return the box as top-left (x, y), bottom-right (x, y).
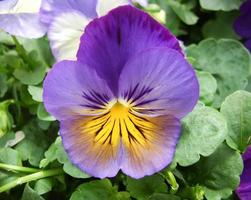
top-left (37, 103), bottom-right (55, 121)
top-left (149, 193), bottom-right (180, 200)
top-left (187, 39), bottom-right (251, 108)
top-left (21, 184), bottom-right (45, 200)
top-left (126, 175), bottom-right (167, 200)
top-left (202, 12), bottom-right (239, 39)
top-left (0, 147), bottom-right (22, 165)
top-left (70, 179), bottom-right (125, 200)
top-left (175, 104), bottom-right (227, 166)
top-left (183, 143), bottom-right (243, 200)
top-left (28, 86), bottom-right (43, 102)
top-left (13, 64), bottom-right (46, 85)
top-left (0, 74), bottom-right (8, 98)
top-left (15, 121), bottom-right (50, 166)
top-left (166, 0), bottom-right (198, 25)
top-left (220, 90), bottom-right (251, 152)
top-left (199, 0), bottom-right (244, 11)
top-left (0, 100), bottom-right (14, 138)
top-left (196, 71), bottom-right (217, 105)
top-left (34, 178), bottom-right (53, 195)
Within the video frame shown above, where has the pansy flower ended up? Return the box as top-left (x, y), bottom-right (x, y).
top-left (234, 0), bottom-right (251, 51)
top-left (0, 0), bottom-right (147, 61)
top-left (236, 146), bottom-right (251, 199)
top-left (43, 5), bottom-right (199, 179)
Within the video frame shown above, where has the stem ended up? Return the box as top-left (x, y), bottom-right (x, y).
top-left (159, 171), bottom-right (179, 194)
top-left (0, 163), bottom-right (39, 173)
top-left (11, 36), bottom-right (29, 63)
top-left (0, 168), bottom-right (64, 193)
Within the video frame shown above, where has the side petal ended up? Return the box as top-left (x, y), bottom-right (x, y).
top-left (40, 0), bottom-right (97, 25)
top-left (121, 115), bottom-right (181, 178)
top-left (77, 5), bottom-right (181, 94)
top-left (60, 115), bottom-right (122, 178)
top-left (48, 11), bottom-right (91, 60)
top-left (43, 60), bottom-right (114, 120)
top-left (132, 0), bottom-right (148, 7)
top-left (96, 0), bottom-right (130, 16)
top-left (118, 47), bottom-right (199, 119)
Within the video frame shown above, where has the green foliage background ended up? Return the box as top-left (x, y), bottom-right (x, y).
top-left (0, 0), bottom-right (251, 199)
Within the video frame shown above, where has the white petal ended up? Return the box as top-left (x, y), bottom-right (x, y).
top-left (96, 0), bottom-right (130, 16)
top-left (48, 11), bottom-right (90, 61)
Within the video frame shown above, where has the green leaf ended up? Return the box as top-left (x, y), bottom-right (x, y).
top-left (0, 100), bottom-right (14, 138)
top-left (199, 0), bottom-right (244, 11)
top-left (28, 86), bottom-right (43, 102)
top-left (175, 104), bottom-right (227, 166)
top-left (183, 143), bottom-right (243, 200)
top-left (34, 178), bottom-right (53, 195)
top-left (0, 74), bottom-right (8, 98)
top-left (196, 71), bottom-right (217, 105)
top-left (202, 12), bottom-right (239, 39)
top-left (166, 0), bottom-right (198, 25)
top-left (13, 64), bottom-right (46, 85)
top-left (220, 90), bottom-right (251, 152)
top-left (37, 103), bottom-right (55, 121)
top-left (0, 147), bottom-right (22, 165)
top-left (186, 39), bottom-right (251, 108)
top-left (15, 121), bottom-right (50, 166)
top-left (149, 193), bottom-right (180, 200)
top-left (70, 179), bottom-right (121, 200)
top-left (126, 175), bottom-right (167, 200)
top-left (21, 184), bottom-right (45, 200)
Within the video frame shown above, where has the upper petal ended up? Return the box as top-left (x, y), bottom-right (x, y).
top-left (96, 0), bottom-right (130, 16)
top-left (40, 0), bottom-right (97, 25)
top-left (77, 5), bottom-right (182, 94)
top-left (47, 10), bottom-right (91, 60)
top-left (43, 60), bottom-right (114, 120)
top-left (118, 47), bottom-right (199, 119)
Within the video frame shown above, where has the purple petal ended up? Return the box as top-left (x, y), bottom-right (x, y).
top-left (0, 13), bottom-right (47, 38)
top-left (40, 0), bottom-right (97, 26)
top-left (234, 0), bottom-right (251, 38)
top-left (244, 39), bottom-right (251, 51)
top-left (43, 60), bottom-right (114, 120)
top-left (118, 47), bottom-right (199, 119)
top-left (236, 146), bottom-right (251, 200)
top-left (121, 116), bottom-right (181, 178)
top-left (77, 5), bottom-right (182, 94)
top-left (60, 117), bottom-right (122, 178)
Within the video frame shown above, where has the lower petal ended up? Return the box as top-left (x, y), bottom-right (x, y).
top-left (60, 115), bottom-right (122, 178)
top-left (120, 115), bottom-right (181, 178)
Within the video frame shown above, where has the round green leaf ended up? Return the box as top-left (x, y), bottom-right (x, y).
top-left (184, 143), bottom-right (243, 200)
top-left (186, 39), bottom-right (251, 108)
top-left (196, 71), bottom-right (217, 105)
top-left (70, 179), bottom-right (121, 200)
top-left (28, 86), bottom-right (43, 102)
top-left (175, 104), bottom-right (227, 166)
top-left (220, 90), bottom-right (251, 152)
top-left (126, 175), bottom-right (167, 200)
